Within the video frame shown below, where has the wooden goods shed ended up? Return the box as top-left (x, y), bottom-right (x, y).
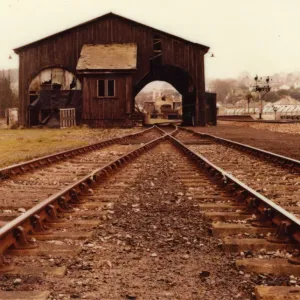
top-left (14, 12), bottom-right (215, 127)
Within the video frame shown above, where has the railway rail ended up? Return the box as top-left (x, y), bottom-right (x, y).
top-left (0, 126), bottom-right (163, 226)
top-left (0, 125), bottom-right (299, 299)
top-left (174, 127), bottom-right (300, 215)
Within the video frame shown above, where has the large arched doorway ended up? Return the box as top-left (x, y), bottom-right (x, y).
top-left (28, 67), bottom-right (81, 126)
top-left (134, 65), bottom-right (197, 125)
top-left (135, 81), bottom-right (182, 124)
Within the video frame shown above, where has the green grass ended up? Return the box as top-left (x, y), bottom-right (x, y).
top-left (0, 127), bottom-right (139, 168)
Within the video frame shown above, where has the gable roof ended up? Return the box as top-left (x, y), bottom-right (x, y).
top-left (76, 43), bottom-right (137, 71)
top-left (14, 12), bottom-right (209, 53)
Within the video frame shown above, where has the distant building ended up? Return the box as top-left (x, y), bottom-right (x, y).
top-left (152, 89), bottom-right (162, 101)
top-left (279, 84), bottom-right (290, 90)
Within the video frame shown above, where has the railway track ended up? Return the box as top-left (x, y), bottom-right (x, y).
top-left (172, 127), bottom-right (300, 299)
top-left (0, 127), bottom-right (163, 226)
top-left (174, 127), bottom-right (300, 216)
top-left (0, 126), bottom-right (299, 299)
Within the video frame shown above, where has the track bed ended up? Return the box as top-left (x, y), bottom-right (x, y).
top-left (0, 126), bottom-right (299, 300)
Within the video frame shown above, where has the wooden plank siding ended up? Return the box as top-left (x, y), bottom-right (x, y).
top-left (15, 13), bottom-right (209, 126)
top-left (81, 74), bottom-right (131, 126)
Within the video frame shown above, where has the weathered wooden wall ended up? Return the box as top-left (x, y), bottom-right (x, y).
top-left (15, 13), bottom-right (208, 126)
top-left (81, 74), bottom-right (132, 126)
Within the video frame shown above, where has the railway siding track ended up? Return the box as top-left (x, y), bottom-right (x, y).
top-left (176, 127), bottom-right (300, 171)
top-left (172, 127), bottom-right (300, 299)
top-left (0, 133), bottom-right (165, 275)
top-left (0, 126), bottom-right (159, 179)
top-left (174, 128), bottom-right (300, 217)
top-left (0, 125), bottom-right (299, 299)
top-left (0, 127), bottom-right (163, 222)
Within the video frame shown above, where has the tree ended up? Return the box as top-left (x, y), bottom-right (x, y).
top-left (0, 70), bottom-right (18, 118)
top-left (263, 91), bottom-right (280, 103)
top-left (209, 79), bottom-right (237, 103)
top-left (245, 92), bottom-right (253, 113)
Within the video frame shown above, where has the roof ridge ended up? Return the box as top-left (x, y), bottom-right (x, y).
top-left (14, 12), bottom-right (209, 53)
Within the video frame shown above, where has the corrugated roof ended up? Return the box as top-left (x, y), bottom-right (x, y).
top-left (76, 43), bottom-right (137, 70)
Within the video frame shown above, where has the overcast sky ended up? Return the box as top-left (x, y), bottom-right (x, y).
top-left (0, 0), bottom-right (299, 79)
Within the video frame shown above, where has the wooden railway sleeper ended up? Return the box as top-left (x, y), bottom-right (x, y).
top-left (13, 226), bottom-right (37, 249)
top-left (0, 253), bottom-right (14, 272)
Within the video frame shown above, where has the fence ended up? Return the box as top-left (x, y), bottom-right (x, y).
top-left (5, 108), bottom-right (18, 126)
top-left (59, 108), bottom-right (76, 128)
top-left (219, 105), bottom-right (300, 119)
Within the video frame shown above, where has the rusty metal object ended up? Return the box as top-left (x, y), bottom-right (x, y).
top-left (267, 221), bottom-right (293, 244)
top-left (251, 208), bottom-right (274, 228)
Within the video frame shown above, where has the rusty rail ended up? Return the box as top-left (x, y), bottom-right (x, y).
top-left (0, 126), bottom-right (160, 179)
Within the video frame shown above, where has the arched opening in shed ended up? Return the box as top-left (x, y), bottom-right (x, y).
top-left (135, 81), bottom-right (182, 125)
top-left (28, 67), bottom-right (82, 127)
top-left (134, 65), bottom-right (197, 125)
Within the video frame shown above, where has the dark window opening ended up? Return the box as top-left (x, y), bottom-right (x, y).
top-left (52, 83), bottom-right (62, 90)
top-left (107, 80), bottom-right (115, 96)
top-left (97, 79), bottom-right (115, 97)
top-left (98, 80), bottom-right (105, 97)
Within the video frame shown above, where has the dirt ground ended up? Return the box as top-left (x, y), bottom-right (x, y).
top-left (192, 121), bottom-right (300, 160)
top-left (0, 124), bottom-right (140, 168)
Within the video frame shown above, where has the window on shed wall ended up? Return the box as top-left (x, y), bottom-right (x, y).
top-left (97, 80), bottom-right (115, 97)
